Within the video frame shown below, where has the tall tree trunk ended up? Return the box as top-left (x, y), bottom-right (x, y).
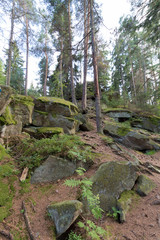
top-left (82, 0), bottom-right (90, 112)
top-left (24, 6), bottom-right (29, 96)
top-left (131, 62), bottom-right (137, 104)
top-left (90, 0), bottom-right (102, 133)
top-left (59, 39), bottom-right (63, 98)
top-left (44, 26), bottom-right (48, 96)
top-left (6, 0), bottom-right (15, 86)
top-left (68, 0), bottom-right (76, 105)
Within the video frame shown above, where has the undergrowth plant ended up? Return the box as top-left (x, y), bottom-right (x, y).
top-left (64, 168), bottom-right (107, 240)
top-left (11, 135), bottom-right (93, 171)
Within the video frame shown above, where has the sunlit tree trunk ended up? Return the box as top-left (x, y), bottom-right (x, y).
top-left (90, 0), bottom-right (102, 133)
top-left (44, 25), bottom-right (48, 96)
top-left (68, 0), bottom-right (76, 105)
top-left (82, 0), bottom-right (90, 112)
top-left (6, 0), bottom-right (15, 86)
top-left (59, 39), bottom-right (63, 98)
top-left (25, 14), bottom-right (29, 96)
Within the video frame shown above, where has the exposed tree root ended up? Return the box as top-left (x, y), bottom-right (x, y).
top-left (22, 201), bottom-right (36, 240)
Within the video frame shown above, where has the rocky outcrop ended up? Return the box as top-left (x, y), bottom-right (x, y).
top-left (91, 161), bottom-right (138, 212)
top-left (47, 200), bottom-right (83, 237)
top-left (0, 87), bottom-right (80, 137)
top-left (103, 121), bottom-right (160, 151)
top-left (32, 97), bottom-right (79, 134)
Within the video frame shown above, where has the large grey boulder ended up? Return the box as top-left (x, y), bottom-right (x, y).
top-left (31, 156), bottom-right (76, 184)
top-left (31, 155), bottom-right (93, 184)
top-left (47, 200), bottom-right (83, 237)
top-left (103, 121), bottom-right (160, 151)
top-left (91, 161), bottom-right (138, 212)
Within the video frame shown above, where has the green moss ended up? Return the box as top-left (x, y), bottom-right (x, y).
top-left (37, 97), bottom-right (78, 114)
top-left (11, 94), bottom-right (34, 113)
top-left (117, 126), bottom-right (131, 136)
top-left (0, 180), bottom-right (14, 222)
top-left (0, 145), bottom-right (9, 161)
top-left (117, 190), bottom-right (140, 222)
top-left (37, 127), bottom-right (64, 134)
top-left (19, 179), bottom-right (31, 195)
top-left (1, 106), bottom-right (16, 125)
top-left (102, 136), bottom-right (114, 145)
top-left (0, 163), bottom-right (16, 178)
top-left (34, 110), bottom-right (48, 115)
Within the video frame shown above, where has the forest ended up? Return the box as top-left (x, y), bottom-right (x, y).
top-left (0, 0), bottom-right (160, 130)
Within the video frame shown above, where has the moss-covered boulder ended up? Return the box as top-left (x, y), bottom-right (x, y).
top-left (47, 200), bottom-right (83, 237)
top-left (103, 121), bottom-right (160, 151)
top-left (91, 161), bottom-right (138, 212)
top-left (134, 175), bottom-right (156, 196)
top-left (32, 112), bottom-right (78, 134)
top-left (0, 85), bottom-right (13, 114)
top-left (34, 97), bottom-right (78, 117)
top-left (105, 110), bottom-right (133, 122)
top-left (23, 127), bottom-right (63, 138)
top-left (10, 95), bottom-right (34, 126)
top-left (131, 115), bottom-right (160, 133)
top-left (117, 190), bottom-right (140, 222)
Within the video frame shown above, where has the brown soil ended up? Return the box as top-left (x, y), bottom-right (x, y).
top-left (1, 118), bottom-right (160, 240)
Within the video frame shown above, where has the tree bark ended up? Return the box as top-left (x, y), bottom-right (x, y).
top-left (6, 0), bottom-right (15, 86)
top-left (131, 62), bottom-right (137, 104)
top-left (90, 0), bottom-right (102, 133)
top-left (24, 4), bottom-right (29, 96)
top-left (44, 25), bottom-right (48, 96)
top-left (68, 0), bottom-right (76, 105)
top-left (82, 0), bottom-right (90, 112)
top-left (59, 39), bottom-right (63, 98)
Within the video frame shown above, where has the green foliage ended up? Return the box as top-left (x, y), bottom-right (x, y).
top-left (145, 150), bottom-right (156, 155)
top-left (65, 168), bottom-right (107, 240)
top-left (68, 231), bottom-right (84, 240)
top-left (12, 135), bottom-right (93, 171)
top-left (0, 58), bottom-right (5, 84)
top-left (78, 220), bottom-right (107, 240)
top-left (6, 41), bottom-right (25, 94)
top-left (107, 207), bottom-right (121, 221)
top-left (65, 168), bottom-right (103, 219)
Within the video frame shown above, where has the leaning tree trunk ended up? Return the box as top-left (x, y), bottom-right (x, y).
top-left (68, 0), bottom-right (76, 105)
top-left (6, 0), bottom-right (15, 86)
top-left (90, 0), bottom-right (102, 133)
top-left (82, 0), bottom-right (90, 112)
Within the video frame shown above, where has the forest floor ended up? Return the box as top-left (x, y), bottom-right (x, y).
top-left (1, 117), bottom-right (160, 240)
